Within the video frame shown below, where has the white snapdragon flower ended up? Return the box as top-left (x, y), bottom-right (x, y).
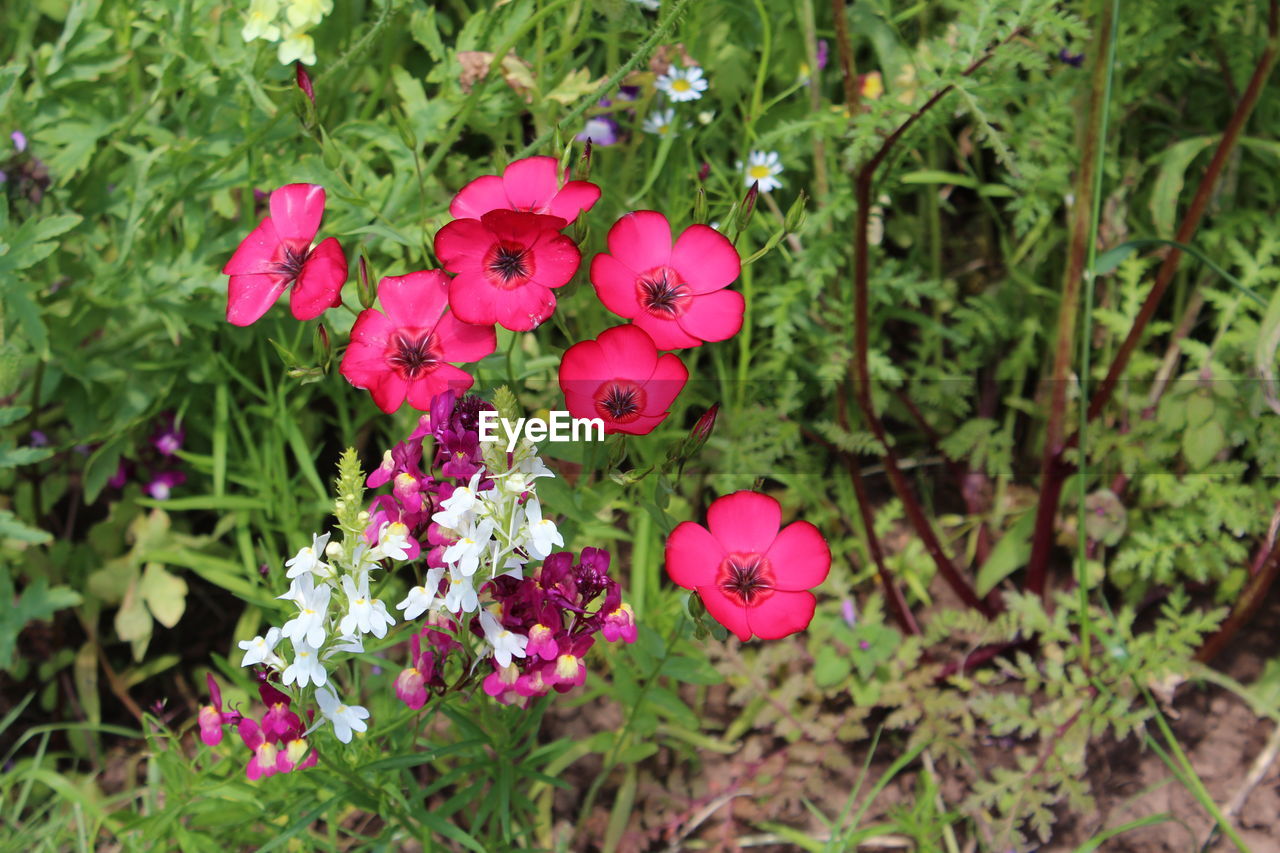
top-left (442, 518), bottom-right (495, 577)
top-left (316, 686), bottom-right (369, 744)
top-left (375, 521), bottom-right (413, 561)
top-left (444, 569), bottom-right (479, 613)
top-left (277, 26), bottom-right (316, 66)
top-left (285, 532), bottom-right (331, 579)
top-left (479, 610), bottom-right (529, 668)
top-left (396, 567), bottom-right (445, 620)
top-left (655, 64), bottom-right (708, 102)
top-left (738, 150), bottom-right (784, 193)
top-left (323, 633), bottom-right (364, 658)
top-left (279, 573), bottom-right (331, 648)
top-left (339, 575), bottom-right (396, 638)
top-left (285, 0), bottom-right (332, 29)
top-left (242, 0), bottom-right (282, 43)
top-left (432, 472), bottom-right (483, 530)
top-left (282, 639), bottom-right (327, 688)
top-left (515, 453), bottom-right (555, 483)
top-left (238, 626), bottom-right (285, 669)
top-left (522, 498), bottom-right (563, 560)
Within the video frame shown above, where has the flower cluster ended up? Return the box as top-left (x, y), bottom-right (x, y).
top-left (240, 0), bottom-right (334, 66)
top-left (199, 674), bottom-right (321, 780)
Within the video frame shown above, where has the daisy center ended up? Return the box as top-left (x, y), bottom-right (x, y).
top-left (672, 78), bottom-right (692, 92)
top-left (716, 553), bottom-right (776, 606)
top-left (387, 330), bottom-right (442, 380)
top-left (636, 267), bottom-right (691, 318)
top-left (484, 241), bottom-right (535, 288)
top-left (594, 381), bottom-right (647, 423)
top-left (748, 164), bottom-right (773, 180)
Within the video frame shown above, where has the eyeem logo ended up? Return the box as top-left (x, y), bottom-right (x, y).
top-left (479, 410), bottom-right (605, 452)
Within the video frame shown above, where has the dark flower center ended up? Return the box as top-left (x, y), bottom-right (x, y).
top-left (593, 381), bottom-right (646, 423)
top-left (387, 330), bottom-right (442, 380)
top-left (272, 241), bottom-right (311, 282)
top-left (485, 241), bottom-right (534, 288)
top-left (636, 267), bottom-right (690, 318)
top-left (716, 553), bottom-right (775, 606)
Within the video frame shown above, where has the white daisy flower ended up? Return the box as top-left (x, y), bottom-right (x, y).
top-left (656, 64), bottom-right (708, 102)
top-left (642, 108), bottom-right (678, 137)
top-left (738, 150), bottom-right (784, 193)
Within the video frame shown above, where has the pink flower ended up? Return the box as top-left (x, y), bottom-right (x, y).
top-left (434, 210), bottom-right (581, 331)
top-left (339, 270), bottom-right (496, 413)
top-left (601, 603), bottom-right (637, 643)
top-left (395, 667), bottom-right (427, 710)
top-left (450, 156), bottom-right (600, 224)
top-left (665, 491), bottom-right (831, 642)
top-left (222, 184), bottom-right (348, 326)
top-left (558, 325), bottom-right (688, 435)
top-left (591, 211), bottom-right (743, 350)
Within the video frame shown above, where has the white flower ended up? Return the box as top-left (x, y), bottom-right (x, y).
top-left (285, 532), bottom-right (331, 579)
top-left (443, 569), bottom-right (479, 613)
top-left (442, 518), bottom-right (495, 577)
top-left (656, 65), bottom-right (708, 102)
top-left (628, 0), bottom-right (661, 9)
top-left (375, 521), bottom-right (412, 561)
top-left (642, 108), bottom-right (677, 137)
top-left (315, 685), bottom-right (369, 744)
top-left (242, 0), bottom-right (281, 43)
top-left (282, 639), bottom-right (327, 688)
top-left (433, 472), bottom-right (483, 530)
top-left (522, 498), bottom-right (563, 560)
top-left (279, 573), bottom-right (331, 648)
top-left (396, 567), bottom-right (445, 620)
top-left (277, 27), bottom-right (316, 66)
top-left (515, 453), bottom-right (555, 482)
top-left (285, 0), bottom-right (332, 29)
top-left (323, 633), bottom-right (364, 658)
top-left (739, 150), bottom-right (784, 193)
top-left (479, 610), bottom-right (529, 668)
top-left (238, 626), bottom-right (285, 668)
top-left (339, 575), bottom-right (396, 639)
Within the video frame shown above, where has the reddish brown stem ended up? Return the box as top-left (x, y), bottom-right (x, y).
top-left (830, 0), bottom-right (860, 115)
top-left (1196, 534), bottom-right (1280, 664)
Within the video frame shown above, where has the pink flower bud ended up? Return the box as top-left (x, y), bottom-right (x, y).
top-left (295, 62), bottom-right (315, 105)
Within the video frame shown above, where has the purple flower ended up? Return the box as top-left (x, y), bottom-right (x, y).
top-left (576, 115), bottom-right (620, 146)
top-left (145, 471), bottom-right (186, 500)
top-left (1058, 48), bottom-right (1084, 67)
top-left (816, 39), bottom-right (829, 72)
top-left (108, 462), bottom-right (129, 489)
top-left (841, 599), bottom-right (857, 627)
top-left (151, 415), bottom-right (184, 457)
top-left (11, 131), bottom-right (26, 153)
top-left (28, 430), bottom-right (48, 447)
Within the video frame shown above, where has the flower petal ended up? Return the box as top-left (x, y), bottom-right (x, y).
top-left (435, 310), bottom-right (497, 363)
top-left (547, 180), bottom-right (601, 223)
top-left (699, 586), bottom-right (751, 642)
top-left (270, 184), bottom-right (326, 243)
top-left (606, 210), bottom-right (672, 272)
top-left (665, 522), bottom-right (725, 588)
top-left (745, 590), bottom-right (816, 640)
top-left (675, 289), bottom-right (744, 343)
top-left (595, 324), bottom-right (658, 381)
top-left (765, 522), bottom-right (832, 591)
top-left (370, 373), bottom-right (410, 414)
top-left (633, 314), bottom-right (701, 350)
top-left (707, 491), bottom-right (781, 554)
top-left (291, 237), bottom-right (347, 321)
top-left (527, 231), bottom-right (581, 289)
top-left (378, 270), bottom-right (449, 328)
top-left (642, 352), bottom-right (688, 414)
top-left (434, 218), bottom-right (492, 269)
top-left (450, 175), bottom-right (509, 220)
top-left (227, 273), bottom-right (287, 327)
top-left (670, 225), bottom-right (741, 293)
top-left (501, 156), bottom-right (560, 213)
top-left (590, 254), bottom-right (641, 319)
top-left (223, 217), bottom-right (281, 275)
top-left (406, 364), bottom-right (475, 410)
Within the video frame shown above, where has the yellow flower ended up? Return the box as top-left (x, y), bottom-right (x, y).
top-left (242, 0), bottom-right (281, 43)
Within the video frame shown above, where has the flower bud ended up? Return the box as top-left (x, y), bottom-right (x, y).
top-left (320, 127), bottom-right (341, 170)
top-left (357, 255), bottom-right (374, 309)
top-left (697, 161), bottom-right (710, 182)
top-left (736, 182), bottom-right (760, 234)
top-left (784, 189), bottom-right (808, 233)
top-left (315, 323), bottom-right (331, 367)
top-left (693, 186), bottom-right (708, 224)
top-left (295, 62), bottom-right (315, 106)
top-left (578, 138), bottom-right (594, 182)
top-left (392, 108), bottom-right (416, 151)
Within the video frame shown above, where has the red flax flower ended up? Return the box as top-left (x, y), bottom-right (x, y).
top-left (434, 210), bottom-right (581, 331)
top-left (450, 156), bottom-right (600, 224)
top-left (340, 271), bottom-right (496, 413)
top-left (591, 210), bottom-right (743, 350)
top-left (665, 491), bottom-right (830, 641)
top-left (222, 183), bottom-right (348, 326)
top-left (558, 325), bottom-right (687, 435)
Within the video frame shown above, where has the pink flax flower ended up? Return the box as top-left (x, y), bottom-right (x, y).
top-left (450, 156), bottom-right (600, 224)
top-left (434, 210), bottom-right (581, 331)
top-left (558, 325), bottom-right (688, 435)
top-left (222, 184), bottom-right (348, 326)
top-left (591, 211), bottom-right (743, 350)
top-left (665, 491), bottom-right (830, 642)
top-left (340, 270), bottom-right (496, 413)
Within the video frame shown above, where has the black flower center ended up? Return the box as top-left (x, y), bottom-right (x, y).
top-left (388, 331), bottom-right (441, 380)
top-left (636, 267), bottom-right (690, 318)
top-left (485, 241), bottom-right (533, 287)
top-left (272, 242), bottom-right (310, 282)
top-left (594, 382), bottom-right (646, 423)
top-left (717, 554), bottom-right (775, 605)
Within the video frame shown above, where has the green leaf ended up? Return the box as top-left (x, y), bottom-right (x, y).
top-left (1182, 420), bottom-right (1225, 470)
top-left (139, 562), bottom-right (187, 629)
top-left (814, 644), bottom-right (852, 688)
top-left (0, 442), bottom-right (54, 467)
top-left (114, 576), bottom-right (153, 660)
top-left (0, 573), bottom-right (83, 670)
top-left (0, 509), bottom-right (52, 544)
top-left (1255, 278), bottom-right (1280, 415)
top-left (976, 510), bottom-right (1037, 597)
top-left (1149, 136), bottom-right (1215, 236)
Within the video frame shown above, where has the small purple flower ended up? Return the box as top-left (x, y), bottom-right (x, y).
top-left (1058, 48), bottom-right (1084, 68)
top-left (28, 430), bottom-right (48, 447)
top-left (145, 471), bottom-right (186, 500)
top-left (858, 640), bottom-right (871, 651)
top-left (576, 115), bottom-right (620, 147)
top-left (151, 416), bottom-right (185, 457)
top-left (11, 131), bottom-right (26, 153)
top-left (841, 599), bottom-right (857, 627)
top-left (617, 85), bottom-right (640, 102)
top-left (816, 39), bottom-right (829, 72)
top-left (108, 461), bottom-right (129, 489)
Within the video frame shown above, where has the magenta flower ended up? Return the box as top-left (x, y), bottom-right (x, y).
top-left (449, 156), bottom-right (600, 224)
top-left (151, 415), bottom-right (184, 457)
top-left (222, 184), bottom-right (348, 326)
top-left (591, 211), bottom-right (744, 350)
top-left (198, 673), bottom-right (240, 746)
top-left (434, 210), bottom-right (581, 331)
top-left (665, 491), bottom-right (831, 642)
top-left (558, 325), bottom-right (688, 435)
top-left (339, 270), bottom-right (496, 413)
top-left (145, 470), bottom-right (186, 500)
